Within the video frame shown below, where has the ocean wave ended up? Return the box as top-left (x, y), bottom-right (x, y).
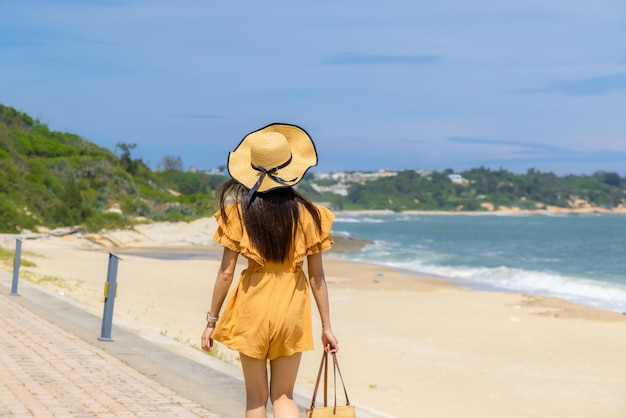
top-left (331, 230), bottom-right (352, 238)
top-left (332, 214), bottom-right (626, 312)
top-left (339, 251), bottom-right (626, 313)
top-left (334, 216), bottom-right (385, 224)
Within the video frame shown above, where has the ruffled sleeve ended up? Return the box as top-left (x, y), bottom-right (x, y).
top-left (212, 203), bottom-right (265, 266)
top-left (212, 203), bottom-right (244, 253)
top-left (294, 204), bottom-right (335, 265)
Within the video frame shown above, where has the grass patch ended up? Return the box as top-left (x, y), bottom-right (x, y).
top-left (0, 246), bottom-right (14, 266)
top-left (206, 348), bottom-right (227, 361)
top-left (26, 274), bottom-right (84, 291)
top-left (176, 334), bottom-right (232, 360)
top-left (0, 246), bottom-right (38, 268)
top-left (21, 258), bottom-right (37, 267)
top-left (188, 341), bottom-right (228, 361)
top-left (33, 275), bottom-right (71, 288)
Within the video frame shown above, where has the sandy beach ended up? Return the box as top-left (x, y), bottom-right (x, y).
top-left (2, 220), bottom-right (626, 418)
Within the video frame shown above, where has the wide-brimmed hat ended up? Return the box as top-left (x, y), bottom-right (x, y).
top-left (227, 123), bottom-right (318, 194)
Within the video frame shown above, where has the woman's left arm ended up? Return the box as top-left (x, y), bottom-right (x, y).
top-left (308, 252), bottom-right (339, 353)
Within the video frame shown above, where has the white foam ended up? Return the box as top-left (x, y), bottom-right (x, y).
top-left (422, 264), bottom-right (626, 312)
top-left (331, 230), bottom-right (352, 238)
top-left (341, 253), bottom-right (626, 313)
top-left (334, 216), bottom-right (385, 224)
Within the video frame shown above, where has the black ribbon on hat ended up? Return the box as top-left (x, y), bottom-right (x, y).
top-left (247, 154), bottom-right (297, 196)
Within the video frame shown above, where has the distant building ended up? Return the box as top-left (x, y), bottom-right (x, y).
top-left (310, 183), bottom-right (349, 196)
top-left (327, 170), bottom-right (398, 183)
top-left (448, 174), bottom-right (467, 184)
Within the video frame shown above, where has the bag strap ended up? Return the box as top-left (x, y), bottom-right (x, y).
top-left (331, 352), bottom-right (351, 409)
top-left (324, 350), bottom-right (328, 407)
top-left (309, 352), bottom-right (352, 412)
top-left (309, 351), bottom-right (328, 410)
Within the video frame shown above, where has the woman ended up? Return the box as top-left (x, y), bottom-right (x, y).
top-left (201, 123), bottom-right (339, 418)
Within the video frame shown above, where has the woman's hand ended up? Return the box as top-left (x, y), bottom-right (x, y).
top-left (201, 326), bottom-right (214, 352)
top-left (322, 328), bottom-right (339, 353)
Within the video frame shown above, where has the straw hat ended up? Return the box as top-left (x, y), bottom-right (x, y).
top-left (227, 123), bottom-right (318, 194)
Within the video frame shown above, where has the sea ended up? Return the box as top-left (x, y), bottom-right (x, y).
top-left (331, 213), bottom-right (626, 313)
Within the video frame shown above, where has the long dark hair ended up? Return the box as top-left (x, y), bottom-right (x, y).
top-left (218, 179), bottom-right (322, 262)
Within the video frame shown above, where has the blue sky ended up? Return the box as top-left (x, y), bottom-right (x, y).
top-left (1, 0), bottom-right (625, 175)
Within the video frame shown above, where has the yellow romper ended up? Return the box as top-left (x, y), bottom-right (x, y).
top-left (211, 202), bottom-right (334, 360)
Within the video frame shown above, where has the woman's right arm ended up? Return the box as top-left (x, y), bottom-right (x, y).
top-left (307, 252), bottom-right (339, 353)
top-left (201, 247), bottom-right (238, 351)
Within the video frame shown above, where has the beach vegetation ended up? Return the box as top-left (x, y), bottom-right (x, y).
top-left (0, 246), bottom-right (36, 268)
top-left (32, 275), bottom-right (75, 289)
top-left (19, 257), bottom-right (37, 268)
top-left (0, 246), bottom-right (15, 267)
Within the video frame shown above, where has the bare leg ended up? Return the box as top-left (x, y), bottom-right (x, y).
top-left (240, 353), bottom-right (269, 418)
top-left (269, 353), bottom-right (302, 418)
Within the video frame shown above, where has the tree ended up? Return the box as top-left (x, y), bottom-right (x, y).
top-left (600, 171), bottom-right (621, 187)
top-left (116, 142), bottom-right (138, 175)
top-left (158, 155), bottom-right (184, 172)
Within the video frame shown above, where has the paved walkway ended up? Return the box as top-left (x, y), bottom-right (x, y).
top-left (0, 291), bottom-right (219, 417)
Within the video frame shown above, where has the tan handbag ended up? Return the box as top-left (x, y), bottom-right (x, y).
top-left (306, 352), bottom-right (356, 417)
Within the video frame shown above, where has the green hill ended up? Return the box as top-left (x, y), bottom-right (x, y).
top-left (0, 103), bottom-right (227, 233)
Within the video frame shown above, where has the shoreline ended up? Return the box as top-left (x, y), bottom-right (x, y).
top-left (4, 228), bottom-right (624, 320)
top-left (4, 213), bottom-right (625, 315)
top-left (113, 244), bottom-right (626, 317)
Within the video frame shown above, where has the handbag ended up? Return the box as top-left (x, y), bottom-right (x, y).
top-left (306, 351), bottom-right (356, 417)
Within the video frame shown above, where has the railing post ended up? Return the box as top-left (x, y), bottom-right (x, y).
top-left (98, 253), bottom-right (122, 342)
top-left (10, 238), bottom-right (22, 296)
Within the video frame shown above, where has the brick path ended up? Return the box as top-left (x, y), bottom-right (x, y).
top-left (0, 293), bottom-right (219, 417)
